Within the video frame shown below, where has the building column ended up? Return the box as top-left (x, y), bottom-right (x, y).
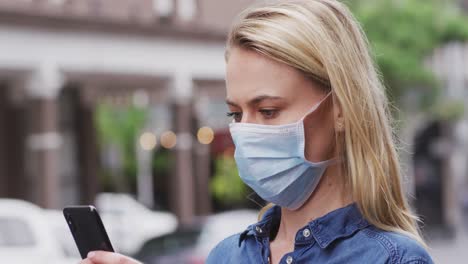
top-left (170, 73), bottom-right (195, 225)
top-left (2, 81), bottom-right (28, 200)
top-left (0, 83), bottom-right (8, 197)
top-left (77, 86), bottom-right (100, 205)
top-left (26, 98), bottom-right (61, 208)
top-left (25, 65), bottom-right (64, 209)
top-left (193, 92), bottom-right (215, 216)
top-left (77, 104), bottom-right (100, 204)
top-left (194, 142), bottom-right (212, 215)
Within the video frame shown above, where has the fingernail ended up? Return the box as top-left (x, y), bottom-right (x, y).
top-left (87, 252), bottom-right (95, 258)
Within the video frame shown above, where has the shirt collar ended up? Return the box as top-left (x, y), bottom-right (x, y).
top-left (238, 205), bottom-right (280, 246)
top-left (239, 203), bottom-right (370, 248)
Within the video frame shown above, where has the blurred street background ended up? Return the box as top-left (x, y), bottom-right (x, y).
top-left (0, 0), bottom-right (467, 263)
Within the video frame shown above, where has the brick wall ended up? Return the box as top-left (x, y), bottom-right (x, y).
top-left (64, 0), bottom-right (155, 24)
top-left (0, 0), bottom-right (257, 32)
top-left (0, 0), bottom-right (157, 24)
top-left (196, 0), bottom-right (255, 32)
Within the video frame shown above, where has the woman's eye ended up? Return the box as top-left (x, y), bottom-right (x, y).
top-left (259, 109), bottom-right (278, 119)
top-left (226, 112), bottom-right (242, 122)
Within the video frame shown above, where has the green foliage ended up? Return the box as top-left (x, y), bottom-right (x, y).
top-left (349, 0), bottom-right (468, 107)
top-left (211, 155), bottom-right (249, 205)
top-left (95, 104), bottom-right (147, 189)
top-left (430, 99), bottom-right (465, 121)
top-left (153, 148), bottom-right (171, 173)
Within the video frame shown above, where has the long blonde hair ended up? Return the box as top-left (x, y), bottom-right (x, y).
top-left (226, 0), bottom-right (425, 246)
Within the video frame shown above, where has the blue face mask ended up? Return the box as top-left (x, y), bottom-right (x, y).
top-left (229, 93), bottom-right (335, 210)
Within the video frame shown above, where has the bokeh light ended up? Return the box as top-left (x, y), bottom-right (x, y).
top-left (139, 132), bottom-right (157, 151)
top-left (160, 131), bottom-right (177, 149)
top-left (197, 126), bottom-right (214, 145)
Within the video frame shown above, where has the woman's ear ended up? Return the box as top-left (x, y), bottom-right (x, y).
top-left (333, 95), bottom-right (344, 133)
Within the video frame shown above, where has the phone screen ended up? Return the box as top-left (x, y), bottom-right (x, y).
top-left (63, 206), bottom-right (114, 259)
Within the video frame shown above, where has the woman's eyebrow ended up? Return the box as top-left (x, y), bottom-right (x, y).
top-left (225, 99), bottom-right (239, 107)
top-left (225, 95), bottom-right (284, 107)
top-left (249, 95), bottom-right (284, 106)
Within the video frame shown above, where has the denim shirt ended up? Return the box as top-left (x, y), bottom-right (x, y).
top-left (207, 203), bottom-right (434, 264)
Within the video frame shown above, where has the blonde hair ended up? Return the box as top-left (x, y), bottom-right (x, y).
top-left (226, 0), bottom-right (425, 246)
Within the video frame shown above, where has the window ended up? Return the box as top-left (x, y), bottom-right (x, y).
top-left (153, 0), bottom-right (175, 18)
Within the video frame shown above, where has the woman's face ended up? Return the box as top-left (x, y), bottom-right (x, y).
top-left (225, 47), bottom-right (337, 162)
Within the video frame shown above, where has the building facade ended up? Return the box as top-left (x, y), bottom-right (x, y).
top-left (0, 0), bottom-right (254, 224)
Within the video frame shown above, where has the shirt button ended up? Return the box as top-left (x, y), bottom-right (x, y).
top-left (286, 256), bottom-right (293, 264)
top-left (255, 226), bottom-right (263, 233)
top-left (302, 228), bottom-right (311, 238)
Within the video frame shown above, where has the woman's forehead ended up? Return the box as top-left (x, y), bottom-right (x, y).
top-left (225, 48), bottom-right (321, 104)
top-left (226, 49), bottom-right (309, 96)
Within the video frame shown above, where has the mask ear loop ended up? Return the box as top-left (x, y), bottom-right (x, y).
top-left (298, 91), bottom-right (333, 152)
top-left (246, 192), bottom-right (267, 209)
top-left (299, 92), bottom-right (333, 122)
top-left (300, 92), bottom-right (338, 164)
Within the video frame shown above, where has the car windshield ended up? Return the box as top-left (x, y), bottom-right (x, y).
top-left (0, 217), bottom-right (36, 247)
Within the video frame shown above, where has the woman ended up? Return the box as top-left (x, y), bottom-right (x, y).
top-left (81, 0), bottom-right (434, 263)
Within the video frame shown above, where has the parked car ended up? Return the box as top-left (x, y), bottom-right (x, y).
top-left (133, 226), bottom-right (202, 264)
top-left (0, 199), bottom-right (79, 264)
top-left (133, 209), bottom-right (258, 264)
top-left (43, 209), bottom-right (82, 259)
top-left (44, 192), bottom-right (179, 257)
top-left (95, 192), bottom-right (178, 255)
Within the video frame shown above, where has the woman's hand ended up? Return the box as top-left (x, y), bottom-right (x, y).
top-left (80, 251), bottom-right (142, 264)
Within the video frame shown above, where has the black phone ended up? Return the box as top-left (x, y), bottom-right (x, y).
top-left (63, 205), bottom-right (115, 259)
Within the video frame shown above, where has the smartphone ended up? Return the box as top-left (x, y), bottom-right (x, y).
top-left (63, 205), bottom-right (114, 259)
